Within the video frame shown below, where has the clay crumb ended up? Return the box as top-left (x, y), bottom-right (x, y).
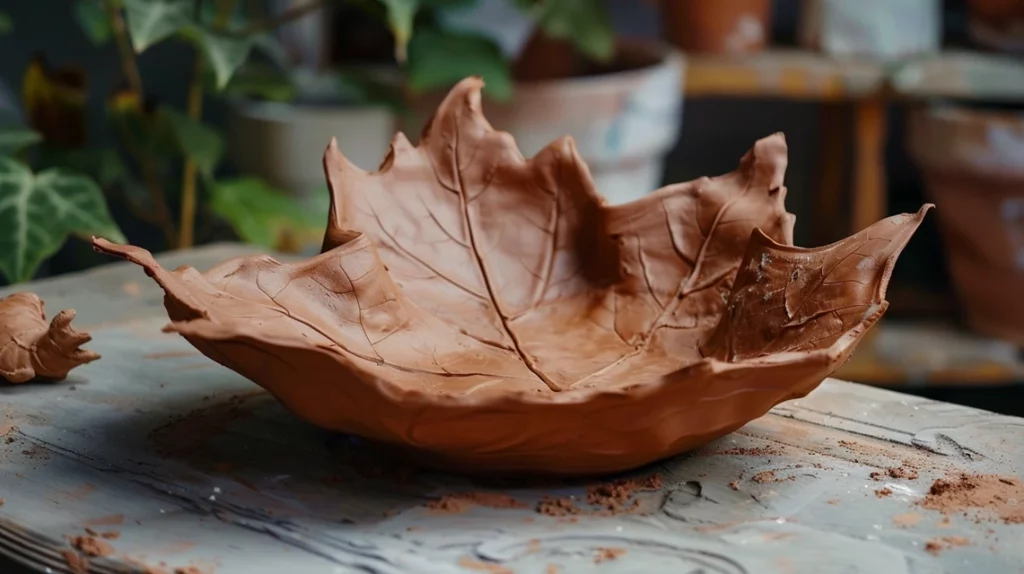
top-left (585, 474), bottom-right (662, 513)
top-left (827, 499), bottom-right (840, 505)
top-left (752, 470), bottom-right (794, 484)
top-left (457, 556), bottom-right (514, 574)
top-left (537, 496), bottom-right (580, 517)
top-left (101, 530), bottom-right (120, 539)
top-left (728, 481), bottom-right (740, 491)
top-left (594, 547), bottom-right (626, 564)
top-left (173, 567), bottom-right (205, 574)
top-left (875, 487), bottom-right (893, 498)
top-left (62, 549), bottom-right (88, 574)
top-left (69, 535), bottom-right (114, 557)
top-left (925, 536), bottom-right (971, 555)
top-left (545, 565), bottom-right (561, 574)
top-left (888, 466), bottom-right (919, 480)
top-left (918, 473), bottom-right (1024, 524)
top-left (871, 465), bottom-right (919, 481)
top-left (526, 539), bottom-right (541, 553)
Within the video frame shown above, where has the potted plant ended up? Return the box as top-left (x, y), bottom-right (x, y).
top-left (225, 1), bottom-right (407, 200)
top-left (662, 0), bottom-right (772, 54)
top-left (0, 0), bottom-right (367, 286)
top-left (397, 0), bottom-right (685, 205)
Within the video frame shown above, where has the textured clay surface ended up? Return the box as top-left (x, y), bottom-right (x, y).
top-left (0, 292), bottom-right (99, 383)
top-left (93, 77), bottom-right (930, 475)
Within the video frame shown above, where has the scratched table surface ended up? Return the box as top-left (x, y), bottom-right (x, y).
top-left (2, 244), bottom-right (1024, 574)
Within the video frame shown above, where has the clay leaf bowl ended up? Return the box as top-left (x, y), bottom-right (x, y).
top-left (93, 77), bottom-right (930, 476)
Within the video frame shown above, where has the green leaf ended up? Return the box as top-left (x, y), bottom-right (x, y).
top-left (522, 0), bottom-right (614, 62)
top-left (407, 28), bottom-right (512, 101)
top-left (106, 97), bottom-right (180, 159)
top-left (333, 69), bottom-right (408, 113)
top-left (0, 11), bottom-right (12, 35)
top-left (0, 128), bottom-right (42, 156)
top-left (122, 0), bottom-right (191, 52)
top-left (75, 0), bottom-right (114, 45)
top-left (380, 0), bottom-right (419, 62)
top-left (198, 0), bottom-right (246, 28)
top-left (216, 63), bottom-right (295, 101)
top-left (181, 25), bottom-right (254, 89)
top-left (252, 34), bottom-right (292, 70)
top-left (162, 108), bottom-right (224, 178)
top-left (0, 158), bottom-right (125, 283)
top-left (36, 147), bottom-right (128, 189)
top-left (209, 177), bottom-right (320, 250)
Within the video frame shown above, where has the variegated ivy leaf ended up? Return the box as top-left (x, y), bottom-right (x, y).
top-left (75, 0), bottom-right (114, 45)
top-left (0, 158), bottom-right (125, 283)
top-left (122, 0), bottom-right (191, 52)
top-left (181, 25), bottom-right (255, 89)
top-left (381, 0), bottom-right (418, 62)
top-left (0, 128), bottom-right (41, 156)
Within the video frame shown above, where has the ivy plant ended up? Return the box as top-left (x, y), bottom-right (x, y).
top-left (0, 0), bottom-right (616, 284)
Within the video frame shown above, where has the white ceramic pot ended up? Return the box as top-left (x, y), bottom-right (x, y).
top-left (799, 0), bottom-right (941, 59)
top-left (227, 99), bottom-right (395, 198)
top-left (404, 42), bottom-right (686, 205)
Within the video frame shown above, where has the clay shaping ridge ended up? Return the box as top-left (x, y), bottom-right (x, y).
top-left (94, 77), bottom-right (931, 475)
top-left (0, 293), bottom-right (99, 383)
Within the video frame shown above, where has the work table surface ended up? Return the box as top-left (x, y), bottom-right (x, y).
top-left (1, 244), bottom-right (1022, 574)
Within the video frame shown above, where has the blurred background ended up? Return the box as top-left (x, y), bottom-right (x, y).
top-left (1, 0), bottom-right (1023, 411)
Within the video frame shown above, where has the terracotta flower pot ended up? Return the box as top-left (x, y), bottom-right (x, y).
top-left (967, 0), bottom-right (1024, 53)
top-left (908, 106), bottom-right (1024, 345)
top-left (403, 41), bottom-right (685, 205)
top-left (661, 0), bottom-right (771, 54)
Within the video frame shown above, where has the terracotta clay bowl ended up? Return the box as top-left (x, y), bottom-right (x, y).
top-left (94, 77), bottom-right (930, 476)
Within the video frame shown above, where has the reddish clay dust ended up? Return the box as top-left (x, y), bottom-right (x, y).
top-left (62, 549), bottom-right (88, 574)
top-left (426, 492), bottom-right (530, 514)
top-left (594, 547), bottom-right (626, 564)
top-left (751, 470), bottom-right (795, 484)
top-left (870, 465), bottom-right (919, 481)
top-left (69, 535), bottom-right (114, 557)
top-left (892, 513), bottom-right (921, 528)
top-left (918, 473), bottom-right (1024, 524)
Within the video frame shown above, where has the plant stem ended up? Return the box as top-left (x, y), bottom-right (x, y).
top-left (105, 0), bottom-right (178, 246)
top-left (232, 0), bottom-right (325, 36)
top-left (178, 55), bottom-right (205, 250)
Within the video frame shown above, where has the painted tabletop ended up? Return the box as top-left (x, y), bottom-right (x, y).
top-left (2, 244), bottom-right (1023, 574)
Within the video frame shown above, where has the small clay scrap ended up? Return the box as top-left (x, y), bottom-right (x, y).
top-left (93, 76), bottom-right (931, 475)
top-left (0, 293), bottom-right (99, 383)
